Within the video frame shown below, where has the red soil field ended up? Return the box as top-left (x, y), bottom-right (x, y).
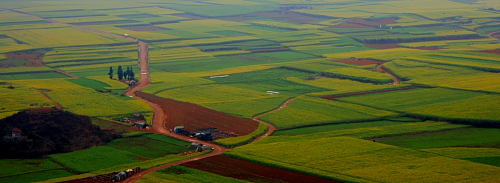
top-left (136, 92), bottom-right (258, 136)
top-left (329, 22), bottom-right (373, 28)
top-left (348, 18), bottom-right (396, 26)
top-left (181, 155), bottom-right (342, 183)
top-left (365, 43), bottom-right (401, 49)
top-left (476, 49), bottom-right (500, 55)
top-left (321, 86), bottom-right (425, 100)
top-left (2, 51), bottom-right (44, 67)
top-left (332, 58), bottom-right (384, 65)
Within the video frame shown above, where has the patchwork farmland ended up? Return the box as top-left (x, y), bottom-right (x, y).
top-left (1, 0), bottom-right (500, 182)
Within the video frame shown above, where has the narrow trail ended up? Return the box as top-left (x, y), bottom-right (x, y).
top-left (487, 31), bottom-right (500, 40)
top-left (31, 54), bottom-right (79, 78)
top-left (1, 8), bottom-right (287, 182)
top-left (32, 88), bottom-right (63, 110)
top-left (376, 64), bottom-right (400, 85)
top-left (251, 97), bottom-right (297, 141)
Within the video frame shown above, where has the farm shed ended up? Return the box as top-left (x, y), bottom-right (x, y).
top-left (174, 126), bottom-right (185, 133)
top-left (196, 145), bottom-right (212, 152)
top-left (189, 142), bottom-right (201, 149)
top-left (135, 122), bottom-right (148, 129)
top-left (133, 113), bottom-right (145, 120)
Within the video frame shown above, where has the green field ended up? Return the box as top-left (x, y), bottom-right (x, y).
top-left (48, 134), bottom-right (191, 173)
top-left (2, 0), bottom-right (500, 182)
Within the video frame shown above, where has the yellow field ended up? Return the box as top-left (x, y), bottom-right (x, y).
top-left (250, 20), bottom-right (325, 30)
top-left (1, 27), bottom-right (127, 48)
top-left (0, 38), bottom-right (34, 53)
top-left (286, 77), bottom-right (403, 96)
top-left (142, 72), bottom-right (215, 94)
top-left (423, 147), bottom-right (500, 158)
top-left (52, 16), bottom-right (127, 23)
top-left (325, 48), bottom-right (429, 60)
top-left (0, 11), bottom-right (39, 23)
top-left (13, 79), bottom-right (150, 117)
top-left (0, 84), bottom-right (53, 113)
top-left (156, 84), bottom-right (275, 104)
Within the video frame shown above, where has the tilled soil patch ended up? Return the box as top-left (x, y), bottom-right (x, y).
top-left (136, 92), bottom-right (258, 136)
top-left (476, 49), bottom-right (500, 55)
top-left (181, 155), bottom-right (342, 183)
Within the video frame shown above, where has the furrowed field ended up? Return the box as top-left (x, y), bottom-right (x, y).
top-left (2, 0), bottom-right (500, 182)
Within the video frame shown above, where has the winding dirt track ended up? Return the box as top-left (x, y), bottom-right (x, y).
top-left (488, 31), bottom-right (500, 40)
top-left (376, 64), bottom-right (400, 85)
top-left (0, 8), bottom-right (302, 182)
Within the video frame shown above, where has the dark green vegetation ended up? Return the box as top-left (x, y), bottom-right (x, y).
top-left (0, 108), bottom-right (119, 158)
top-left (48, 134), bottom-right (191, 173)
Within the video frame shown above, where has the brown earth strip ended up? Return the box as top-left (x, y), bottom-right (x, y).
top-left (332, 58), bottom-right (384, 65)
top-left (181, 155), bottom-right (342, 183)
top-left (410, 46), bottom-right (446, 50)
top-left (135, 92), bottom-right (259, 136)
top-left (321, 86), bottom-right (424, 100)
top-left (32, 88), bottom-right (63, 110)
top-left (476, 49), bottom-right (500, 55)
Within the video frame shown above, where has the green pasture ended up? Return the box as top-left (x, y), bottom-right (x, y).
top-left (48, 134), bottom-right (191, 173)
top-left (259, 96), bottom-right (398, 129)
top-left (338, 87), bottom-right (500, 122)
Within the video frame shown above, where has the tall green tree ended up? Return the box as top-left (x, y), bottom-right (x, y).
top-left (117, 65), bottom-right (123, 80)
top-left (108, 67), bottom-right (113, 79)
top-left (124, 66), bottom-right (130, 80)
top-left (129, 66), bottom-right (135, 80)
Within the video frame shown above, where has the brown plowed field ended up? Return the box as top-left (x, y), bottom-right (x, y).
top-left (476, 49), bottom-right (500, 55)
top-left (321, 86), bottom-right (424, 100)
top-left (332, 58), bottom-right (384, 65)
top-left (329, 23), bottom-right (373, 28)
top-left (2, 51), bottom-right (44, 67)
top-left (365, 43), bottom-right (401, 49)
top-left (348, 18), bottom-right (396, 26)
top-left (136, 92), bottom-right (259, 136)
top-left (181, 155), bottom-right (342, 183)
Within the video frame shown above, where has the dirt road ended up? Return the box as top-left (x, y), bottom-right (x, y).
top-left (32, 88), bottom-right (63, 110)
top-left (251, 97), bottom-right (297, 141)
top-left (488, 31), bottom-right (500, 40)
top-left (377, 64), bottom-right (400, 85)
top-left (1, 8), bottom-right (291, 182)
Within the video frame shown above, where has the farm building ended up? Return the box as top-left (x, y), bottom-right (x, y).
top-left (174, 126), bottom-right (185, 133)
top-left (188, 142), bottom-right (212, 152)
top-left (133, 113), bottom-right (145, 121)
top-left (135, 122), bottom-right (148, 129)
top-left (11, 128), bottom-right (23, 137)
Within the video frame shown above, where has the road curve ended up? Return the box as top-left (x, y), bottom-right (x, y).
top-left (1, 8), bottom-right (288, 182)
top-left (488, 31), bottom-right (500, 40)
top-left (251, 97), bottom-right (297, 142)
top-left (376, 64), bottom-right (400, 85)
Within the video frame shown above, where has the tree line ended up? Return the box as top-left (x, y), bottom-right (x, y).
top-left (108, 65), bottom-right (135, 81)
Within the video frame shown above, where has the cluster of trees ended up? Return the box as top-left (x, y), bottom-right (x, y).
top-left (108, 66), bottom-right (135, 80)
